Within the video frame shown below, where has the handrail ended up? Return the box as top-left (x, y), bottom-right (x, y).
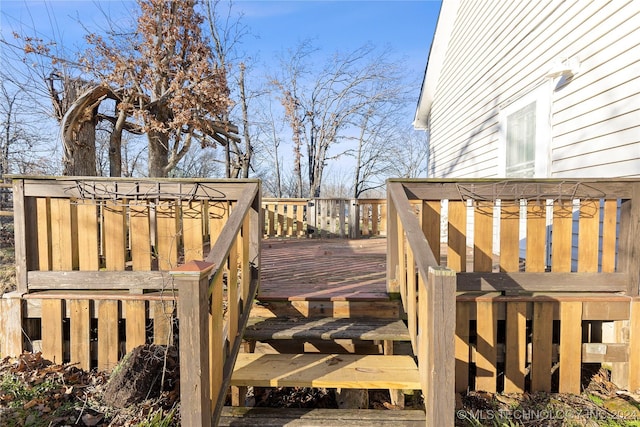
top-left (171, 181), bottom-right (261, 426)
top-left (387, 181), bottom-right (456, 427)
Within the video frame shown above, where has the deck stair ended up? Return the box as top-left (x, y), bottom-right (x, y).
top-left (223, 239), bottom-right (424, 425)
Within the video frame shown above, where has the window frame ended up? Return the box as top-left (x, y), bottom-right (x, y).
top-left (498, 83), bottom-right (552, 178)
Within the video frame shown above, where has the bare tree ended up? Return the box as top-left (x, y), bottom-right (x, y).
top-left (386, 129), bottom-right (430, 178)
top-left (272, 42), bottom-right (403, 198)
top-left (252, 96), bottom-right (286, 197)
top-left (0, 81), bottom-right (59, 178)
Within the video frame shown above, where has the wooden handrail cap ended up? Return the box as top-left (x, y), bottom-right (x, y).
top-left (170, 260), bottom-right (215, 275)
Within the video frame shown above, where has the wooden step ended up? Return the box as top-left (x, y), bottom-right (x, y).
top-left (250, 299), bottom-right (402, 319)
top-left (231, 353), bottom-right (420, 389)
top-left (219, 407), bottom-right (426, 426)
top-left (244, 317), bottom-right (411, 342)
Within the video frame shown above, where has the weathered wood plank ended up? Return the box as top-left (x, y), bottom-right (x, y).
top-left (182, 201), bottom-right (205, 262)
top-left (210, 270), bottom-right (224, 409)
top-left (578, 200), bottom-right (600, 273)
top-left (531, 302), bottom-right (554, 392)
top-left (582, 343), bottom-right (628, 363)
top-left (0, 296), bottom-right (23, 358)
top-left (425, 266), bottom-right (456, 427)
top-left (386, 196), bottom-right (399, 294)
top-left (98, 300), bottom-right (119, 371)
top-left (619, 183), bottom-right (640, 294)
top-left (219, 407), bottom-right (426, 426)
top-left (76, 200), bottom-right (99, 270)
top-left (12, 180), bottom-right (28, 291)
top-left (475, 301), bottom-right (497, 392)
top-left (244, 317), bottom-right (410, 341)
top-left (153, 300), bottom-right (174, 345)
top-left (156, 201), bottom-right (178, 270)
top-left (125, 300), bottom-right (147, 352)
top-left (296, 204), bottom-right (305, 236)
top-left (629, 300), bottom-right (640, 391)
top-left (474, 202), bottom-right (494, 272)
top-left (28, 270), bottom-right (169, 290)
top-left (559, 301), bottom-right (583, 393)
top-left (396, 178), bottom-right (635, 201)
top-left (171, 262), bottom-right (213, 427)
top-left (267, 204), bottom-right (275, 236)
top-left (500, 203), bottom-right (520, 272)
top-left (36, 197), bottom-right (52, 271)
top-left (448, 201), bottom-right (467, 272)
top-left (371, 203), bottom-right (379, 236)
top-left (526, 201), bottom-right (547, 272)
top-left (69, 300), bottom-right (91, 371)
top-left (276, 203), bottom-right (285, 237)
top-left (50, 198), bottom-right (75, 270)
top-left (406, 246), bottom-right (417, 350)
top-left (379, 202), bottom-right (387, 235)
top-left (601, 199), bottom-right (618, 273)
top-left (231, 353), bottom-right (420, 389)
top-left (41, 299), bottom-right (63, 364)
top-left (456, 272), bottom-right (628, 293)
top-left (421, 201), bottom-right (441, 264)
top-left (455, 302), bottom-right (471, 393)
top-left (129, 201), bottom-right (152, 271)
top-left (104, 201), bottom-right (126, 271)
top-left (552, 201), bottom-right (573, 272)
top-left (504, 301), bottom-right (527, 393)
top-left (20, 178), bottom-right (258, 200)
top-left (228, 238), bottom-right (239, 348)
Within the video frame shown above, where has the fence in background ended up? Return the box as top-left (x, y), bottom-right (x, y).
top-left (262, 198), bottom-right (386, 239)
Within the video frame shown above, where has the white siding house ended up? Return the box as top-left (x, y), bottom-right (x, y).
top-left (415, 0), bottom-right (640, 179)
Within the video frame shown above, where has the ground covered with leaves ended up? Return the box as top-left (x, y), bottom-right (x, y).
top-left (0, 352), bottom-right (179, 426)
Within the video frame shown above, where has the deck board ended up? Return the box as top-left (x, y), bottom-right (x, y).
top-left (259, 239), bottom-right (388, 301)
top-left (231, 353), bottom-right (420, 389)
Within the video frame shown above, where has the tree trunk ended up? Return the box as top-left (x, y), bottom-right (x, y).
top-left (62, 116), bottom-right (97, 176)
top-left (148, 130), bottom-right (169, 177)
top-left (239, 64), bottom-right (253, 179)
top-left (56, 79), bottom-right (103, 177)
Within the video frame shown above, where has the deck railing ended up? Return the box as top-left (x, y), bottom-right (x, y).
top-left (388, 178), bottom-right (640, 402)
top-left (262, 198), bottom-right (386, 239)
top-left (3, 176), bottom-right (262, 425)
top-left (387, 181), bottom-right (456, 427)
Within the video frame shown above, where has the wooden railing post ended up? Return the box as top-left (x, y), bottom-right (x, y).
top-left (349, 199), bottom-right (359, 239)
top-left (171, 260), bottom-right (215, 427)
top-left (0, 293), bottom-right (23, 357)
top-left (12, 179), bottom-right (28, 293)
top-left (386, 194), bottom-right (399, 294)
top-left (423, 266), bottom-right (456, 427)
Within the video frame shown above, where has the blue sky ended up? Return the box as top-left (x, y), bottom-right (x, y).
top-left (1, 0), bottom-right (441, 91)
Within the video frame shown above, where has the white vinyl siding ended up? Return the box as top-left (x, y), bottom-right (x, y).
top-left (427, 0), bottom-right (640, 179)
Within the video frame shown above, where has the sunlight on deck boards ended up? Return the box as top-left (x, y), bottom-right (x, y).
top-left (231, 353), bottom-right (420, 390)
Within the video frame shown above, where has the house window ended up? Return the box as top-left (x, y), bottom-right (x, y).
top-left (499, 84), bottom-right (551, 177)
top-left (505, 102), bottom-right (536, 177)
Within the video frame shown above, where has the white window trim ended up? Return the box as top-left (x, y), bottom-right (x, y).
top-left (498, 83), bottom-right (552, 178)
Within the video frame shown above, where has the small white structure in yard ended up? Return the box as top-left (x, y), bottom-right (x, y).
top-left (415, 0), bottom-right (640, 179)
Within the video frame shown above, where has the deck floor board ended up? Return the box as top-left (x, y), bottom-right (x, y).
top-left (259, 238), bottom-right (388, 302)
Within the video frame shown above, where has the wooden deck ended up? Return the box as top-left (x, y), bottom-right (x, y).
top-left (259, 238), bottom-right (388, 302)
